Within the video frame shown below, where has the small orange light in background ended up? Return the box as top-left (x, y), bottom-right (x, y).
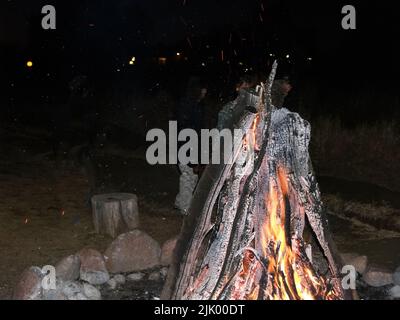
top-left (158, 57), bottom-right (167, 65)
top-left (26, 61), bottom-right (33, 68)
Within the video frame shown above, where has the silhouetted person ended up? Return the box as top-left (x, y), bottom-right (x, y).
top-left (271, 77), bottom-right (293, 108)
top-left (175, 76), bottom-right (208, 215)
top-left (217, 73), bottom-right (258, 130)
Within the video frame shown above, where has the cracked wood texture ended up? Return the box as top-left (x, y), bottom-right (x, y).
top-left (162, 63), bottom-right (351, 300)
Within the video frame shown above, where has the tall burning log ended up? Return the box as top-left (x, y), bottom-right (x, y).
top-left (162, 62), bottom-right (351, 300)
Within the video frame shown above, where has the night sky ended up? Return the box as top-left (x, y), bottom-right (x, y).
top-left (1, 0), bottom-right (399, 122)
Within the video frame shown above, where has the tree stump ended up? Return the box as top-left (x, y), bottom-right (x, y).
top-left (91, 193), bottom-right (139, 238)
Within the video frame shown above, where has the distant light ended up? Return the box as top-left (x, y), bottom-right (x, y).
top-left (307, 57), bottom-right (312, 61)
top-left (26, 61), bottom-right (33, 68)
top-left (158, 57), bottom-right (167, 65)
top-left (269, 53), bottom-right (274, 57)
top-left (201, 62), bottom-right (206, 67)
top-left (176, 52), bottom-right (181, 56)
top-left (129, 56), bottom-right (136, 66)
top-left (286, 54), bottom-right (290, 59)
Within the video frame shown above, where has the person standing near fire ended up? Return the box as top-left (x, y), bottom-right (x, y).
top-left (217, 74), bottom-right (292, 130)
top-left (174, 76), bottom-right (208, 215)
top-left (217, 73), bottom-right (258, 130)
top-left (271, 76), bottom-right (293, 109)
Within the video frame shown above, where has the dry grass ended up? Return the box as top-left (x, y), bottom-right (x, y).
top-left (311, 118), bottom-right (400, 192)
top-left (323, 194), bottom-right (400, 233)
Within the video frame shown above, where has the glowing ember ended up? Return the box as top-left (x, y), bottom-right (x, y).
top-left (166, 65), bottom-right (346, 301)
top-left (239, 167), bottom-right (340, 300)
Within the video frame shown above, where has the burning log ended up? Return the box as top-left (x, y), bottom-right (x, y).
top-left (162, 62), bottom-right (351, 300)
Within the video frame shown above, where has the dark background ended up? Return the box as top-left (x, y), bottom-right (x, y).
top-left (1, 0), bottom-right (399, 127)
top-left (1, 1), bottom-right (400, 302)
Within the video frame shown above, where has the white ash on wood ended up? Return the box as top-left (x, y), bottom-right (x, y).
top-left (162, 62), bottom-right (351, 300)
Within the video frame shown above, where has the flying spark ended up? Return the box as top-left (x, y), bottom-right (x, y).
top-left (187, 37), bottom-right (193, 48)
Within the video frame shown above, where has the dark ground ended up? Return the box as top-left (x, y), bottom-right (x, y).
top-left (0, 122), bottom-right (399, 300)
top-left (0, 124), bottom-right (182, 299)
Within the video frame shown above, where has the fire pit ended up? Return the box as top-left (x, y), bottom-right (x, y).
top-left (162, 62), bottom-right (352, 300)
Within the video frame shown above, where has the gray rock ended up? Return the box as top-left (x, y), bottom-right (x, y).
top-left (13, 266), bottom-right (44, 300)
top-left (42, 289), bottom-right (67, 300)
top-left (104, 230), bottom-right (161, 273)
top-left (60, 281), bottom-right (90, 300)
top-left (363, 265), bottom-right (393, 287)
top-left (69, 292), bottom-right (89, 300)
top-left (61, 281), bottom-right (83, 298)
top-left (113, 274), bottom-right (126, 285)
top-left (148, 271), bottom-right (161, 281)
top-left (341, 253), bottom-right (368, 275)
top-left (127, 272), bottom-right (145, 281)
top-left (393, 266), bottom-right (400, 285)
top-left (106, 274), bottom-right (126, 290)
top-left (161, 237), bottom-right (178, 266)
top-left (78, 248), bottom-right (110, 285)
top-left (55, 255), bottom-right (81, 282)
top-left (389, 285), bottom-right (400, 299)
top-left (107, 278), bottom-right (117, 290)
top-left (160, 267), bottom-right (169, 279)
top-left (83, 283), bottom-right (101, 300)
top-left (42, 279), bottom-right (67, 300)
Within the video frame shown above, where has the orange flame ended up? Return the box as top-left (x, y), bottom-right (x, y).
top-left (243, 116), bottom-right (260, 152)
top-left (257, 168), bottom-right (337, 300)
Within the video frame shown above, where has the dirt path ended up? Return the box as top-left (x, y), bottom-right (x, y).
top-left (0, 129), bottom-right (182, 300)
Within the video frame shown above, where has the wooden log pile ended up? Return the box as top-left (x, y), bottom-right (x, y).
top-left (162, 62), bottom-right (351, 300)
